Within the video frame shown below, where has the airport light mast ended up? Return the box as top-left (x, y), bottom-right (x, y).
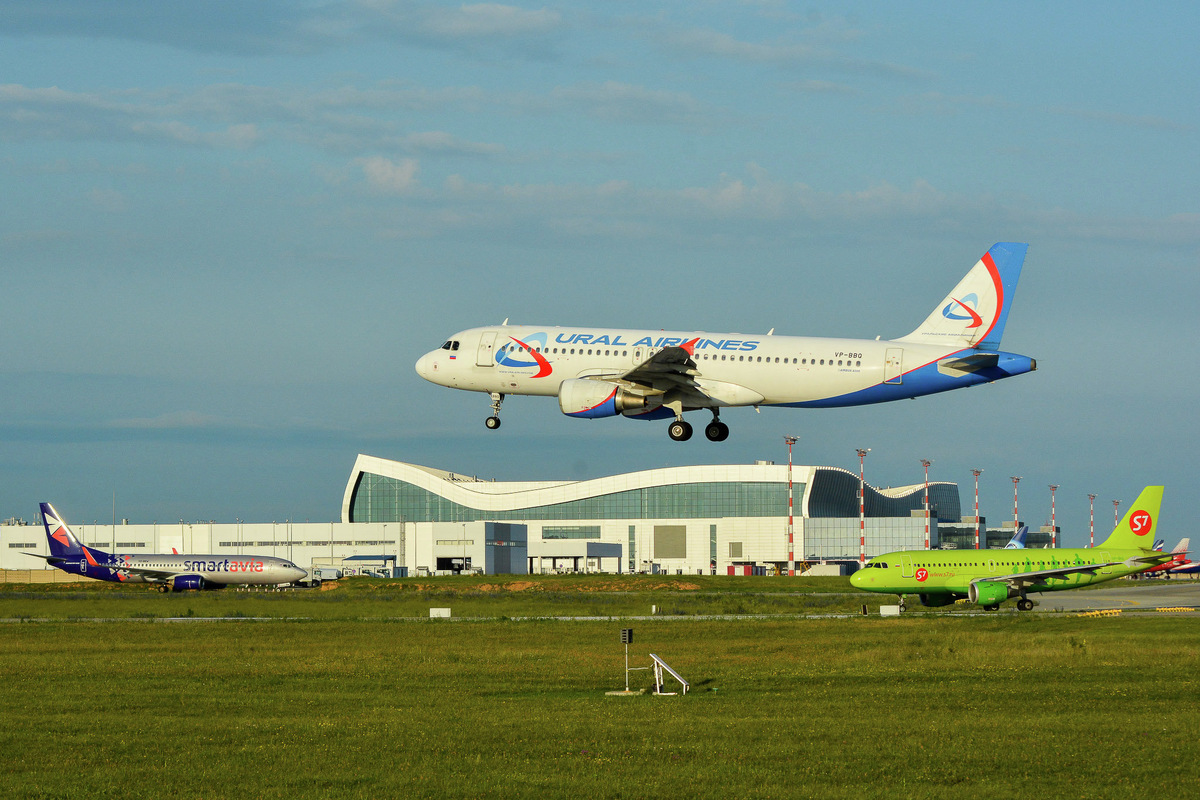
top-left (1112, 499), bottom-right (1120, 527)
top-left (857, 448), bottom-right (870, 565)
top-left (920, 459), bottom-right (932, 550)
top-left (971, 469), bottom-right (983, 550)
top-left (1049, 484), bottom-right (1059, 547)
top-left (1088, 493), bottom-right (1097, 548)
top-left (1010, 476), bottom-right (1022, 530)
top-left (784, 436), bottom-right (798, 576)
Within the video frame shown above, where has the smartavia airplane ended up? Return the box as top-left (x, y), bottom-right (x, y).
top-left (850, 486), bottom-right (1171, 611)
top-left (28, 503), bottom-right (307, 592)
top-left (416, 243), bottom-right (1036, 441)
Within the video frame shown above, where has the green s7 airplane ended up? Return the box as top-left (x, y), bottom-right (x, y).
top-left (850, 486), bottom-right (1169, 611)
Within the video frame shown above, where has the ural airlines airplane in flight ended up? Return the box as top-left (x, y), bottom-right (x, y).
top-left (29, 503), bottom-right (307, 592)
top-left (851, 487), bottom-right (1171, 611)
top-left (416, 243), bottom-right (1036, 440)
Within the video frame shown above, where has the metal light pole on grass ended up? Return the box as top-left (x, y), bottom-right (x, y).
top-left (784, 436), bottom-right (798, 576)
top-left (1049, 484), bottom-right (1059, 547)
top-left (920, 459), bottom-right (932, 550)
top-left (971, 469), bottom-right (983, 550)
top-left (857, 449), bottom-right (870, 565)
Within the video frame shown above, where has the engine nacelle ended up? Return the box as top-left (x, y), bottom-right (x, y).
top-left (558, 379), bottom-right (647, 419)
top-left (918, 593), bottom-right (957, 607)
top-left (968, 580), bottom-right (1011, 606)
top-left (170, 574), bottom-right (208, 592)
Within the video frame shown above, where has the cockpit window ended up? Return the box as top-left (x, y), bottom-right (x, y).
top-left (451, 341), bottom-right (460, 351)
top-left (440, 341), bottom-right (452, 350)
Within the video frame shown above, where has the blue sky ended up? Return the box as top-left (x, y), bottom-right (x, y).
top-left (2, 2), bottom-right (1197, 546)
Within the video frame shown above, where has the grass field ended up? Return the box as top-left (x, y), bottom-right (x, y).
top-left (2, 579), bottom-right (1198, 799)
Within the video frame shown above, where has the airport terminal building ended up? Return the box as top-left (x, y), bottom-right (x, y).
top-left (3, 454), bottom-right (1029, 578)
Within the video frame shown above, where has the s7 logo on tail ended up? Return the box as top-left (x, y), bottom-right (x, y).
top-left (1130, 510), bottom-right (1152, 535)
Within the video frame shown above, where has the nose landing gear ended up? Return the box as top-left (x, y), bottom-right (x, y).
top-left (485, 392), bottom-right (504, 430)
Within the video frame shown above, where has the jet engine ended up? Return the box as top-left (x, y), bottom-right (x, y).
top-left (170, 574), bottom-right (208, 592)
top-left (558, 379), bottom-right (647, 419)
top-left (967, 580), bottom-right (1011, 607)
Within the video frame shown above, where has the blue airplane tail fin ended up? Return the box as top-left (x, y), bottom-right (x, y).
top-left (40, 502), bottom-right (111, 568)
top-left (1004, 525), bottom-right (1028, 549)
top-left (41, 502), bottom-right (85, 558)
top-left (897, 242), bottom-right (1028, 351)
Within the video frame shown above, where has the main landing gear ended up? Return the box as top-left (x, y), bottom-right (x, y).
top-left (485, 392), bottom-right (504, 430)
top-left (1017, 597), bottom-right (1035, 612)
top-left (704, 412), bottom-right (729, 442)
top-left (668, 412), bottom-right (729, 442)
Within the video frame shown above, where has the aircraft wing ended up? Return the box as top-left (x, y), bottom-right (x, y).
top-left (105, 564), bottom-right (176, 581)
top-left (608, 338), bottom-right (708, 401)
top-left (975, 554), bottom-right (1175, 590)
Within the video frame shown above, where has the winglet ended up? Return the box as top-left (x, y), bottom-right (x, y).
top-left (681, 337), bottom-right (700, 356)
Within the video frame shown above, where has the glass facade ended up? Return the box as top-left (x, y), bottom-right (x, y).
top-left (543, 525), bottom-right (601, 540)
top-left (350, 473), bottom-right (792, 524)
top-left (803, 517), bottom-right (933, 561)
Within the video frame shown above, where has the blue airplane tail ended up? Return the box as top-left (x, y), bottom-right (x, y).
top-left (1004, 525), bottom-right (1029, 549)
top-left (41, 502), bottom-right (86, 558)
top-left (40, 503), bottom-right (113, 573)
top-left (898, 242), bottom-right (1028, 351)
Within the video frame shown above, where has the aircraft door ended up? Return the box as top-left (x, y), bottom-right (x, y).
top-left (900, 555), bottom-right (914, 578)
top-left (884, 348), bottom-right (904, 384)
top-left (476, 331), bottom-right (498, 367)
top-left (1099, 552), bottom-right (1112, 574)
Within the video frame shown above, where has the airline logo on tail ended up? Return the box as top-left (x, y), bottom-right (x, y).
top-left (1130, 510), bottom-right (1153, 536)
top-left (942, 294), bottom-right (983, 327)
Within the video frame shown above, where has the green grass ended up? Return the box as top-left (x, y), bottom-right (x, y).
top-left (1, 586), bottom-right (1198, 799)
top-left (0, 575), bottom-right (880, 620)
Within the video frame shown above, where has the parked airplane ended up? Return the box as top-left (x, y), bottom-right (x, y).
top-left (1140, 538), bottom-right (1189, 576)
top-left (28, 503), bottom-right (307, 592)
top-left (850, 486), bottom-right (1170, 611)
top-left (416, 243), bottom-right (1036, 441)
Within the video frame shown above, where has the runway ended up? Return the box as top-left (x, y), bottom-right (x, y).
top-left (1031, 580), bottom-right (1200, 612)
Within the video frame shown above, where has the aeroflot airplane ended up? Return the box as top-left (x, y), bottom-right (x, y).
top-left (28, 503), bottom-right (307, 592)
top-left (416, 243), bottom-right (1036, 441)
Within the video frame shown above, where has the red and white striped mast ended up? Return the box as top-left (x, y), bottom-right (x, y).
top-left (784, 436), bottom-right (798, 576)
top-left (1010, 476), bottom-right (1022, 530)
top-left (971, 469), bottom-right (983, 550)
top-left (1087, 493), bottom-right (1097, 547)
top-left (857, 448), bottom-right (870, 564)
top-left (920, 459), bottom-right (932, 550)
top-left (1112, 499), bottom-right (1120, 527)
top-left (1048, 484), bottom-right (1059, 547)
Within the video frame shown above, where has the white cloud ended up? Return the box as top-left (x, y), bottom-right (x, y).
top-left (359, 156), bottom-right (419, 193)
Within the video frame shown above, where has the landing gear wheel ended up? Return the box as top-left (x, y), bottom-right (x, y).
top-left (705, 421), bottom-right (730, 442)
top-left (1017, 598), bottom-right (1034, 611)
top-left (485, 416), bottom-right (501, 430)
top-left (157, 584), bottom-right (169, 594)
top-left (668, 420), bottom-right (693, 441)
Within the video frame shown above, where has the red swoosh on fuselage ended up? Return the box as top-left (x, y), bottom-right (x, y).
top-left (509, 336), bottom-right (554, 378)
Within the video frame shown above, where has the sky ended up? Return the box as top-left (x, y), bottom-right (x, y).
top-left (2, 2), bottom-right (1197, 547)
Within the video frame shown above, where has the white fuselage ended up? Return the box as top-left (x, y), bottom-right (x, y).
top-left (416, 324), bottom-right (1033, 411)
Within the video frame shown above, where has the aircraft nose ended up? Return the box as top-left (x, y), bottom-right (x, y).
top-left (415, 352), bottom-right (439, 381)
top-left (850, 570), bottom-right (866, 588)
